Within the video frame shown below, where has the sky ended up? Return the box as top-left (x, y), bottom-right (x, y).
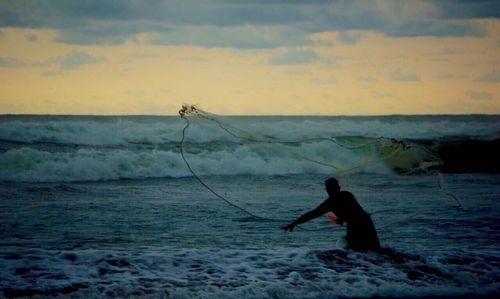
top-left (0, 0), bottom-right (499, 115)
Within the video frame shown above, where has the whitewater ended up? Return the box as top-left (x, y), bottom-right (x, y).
top-left (0, 114), bottom-right (499, 298)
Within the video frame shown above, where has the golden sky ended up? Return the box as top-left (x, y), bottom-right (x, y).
top-left (0, 1), bottom-right (499, 115)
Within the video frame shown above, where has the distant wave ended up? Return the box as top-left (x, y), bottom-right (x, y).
top-left (0, 116), bottom-right (498, 146)
top-left (0, 143), bottom-right (370, 182)
top-left (1, 138), bottom-right (499, 183)
top-left (0, 120), bottom-right (184, 146)
top-left (1, 115), bottom-right (499, 182)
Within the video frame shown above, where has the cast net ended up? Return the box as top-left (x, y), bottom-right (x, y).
top-left (178, 104), bottom-right (462, 228)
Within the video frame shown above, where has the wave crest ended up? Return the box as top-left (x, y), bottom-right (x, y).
top-left (1, 116), bottom-right (498, 146)
top-left (0, 141), bottom-right (392, 182)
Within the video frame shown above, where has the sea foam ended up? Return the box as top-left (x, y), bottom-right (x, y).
top-left (0, 116), bottom-right (498, 146)
top-left (1, 115), bottom-right (498, 182)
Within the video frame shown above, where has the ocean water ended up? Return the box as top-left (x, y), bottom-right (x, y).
top-left (0, 114), bottom-right (499, 298)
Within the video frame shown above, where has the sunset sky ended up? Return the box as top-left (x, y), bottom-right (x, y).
top-left (0, 0), bottom-right (499, 115)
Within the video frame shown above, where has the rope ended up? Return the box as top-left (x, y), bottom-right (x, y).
top-left (429, 170), bottom-right (463, 208)
top-left (177, 104), bottom-right (462, 232)
top-left (186, 107), bottom-right (401, 188)
top-left (180, 116), bottom-right (284, 222)
top-left (180, 115), bottom-right (336, 231)
top-left (197, 110), bottom-right (384, 149)
top-left (372, 167), bottom-right (463, 231)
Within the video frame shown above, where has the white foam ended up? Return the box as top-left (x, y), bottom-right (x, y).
top-left (0, 140), bottom-right (387, 182)
top-left (1, 115), bottom-right (496, 182)
top-left (1, 116), bottom-right (498, 146)
top-left (0, 119), bottom-right (185, 145)
top-left (0, 247), bottom-right (497, 298)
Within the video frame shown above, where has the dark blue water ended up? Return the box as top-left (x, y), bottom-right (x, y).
top-left (0, 115), bottom-right (499, 298)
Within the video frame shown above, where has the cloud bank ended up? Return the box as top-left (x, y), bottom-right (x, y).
top-left (0, 0), bottom-right (498, 48)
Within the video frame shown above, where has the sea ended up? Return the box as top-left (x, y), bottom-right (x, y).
top-left (0, 114), bottom-right (499, 298)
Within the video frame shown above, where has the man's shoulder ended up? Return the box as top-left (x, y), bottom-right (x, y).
top-left (326, 191), bottom-right (356, 202)
top-left (339, 190), bottom-right (355, 199)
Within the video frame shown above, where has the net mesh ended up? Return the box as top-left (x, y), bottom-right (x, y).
top-left (178, 104), bottom-right (462, 229)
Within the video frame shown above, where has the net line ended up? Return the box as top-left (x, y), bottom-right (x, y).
top-left (179, 115), bottom-right (286, 222)
top-left (179, 104), bottom-right (407, 186)
top-left (178, 104), bottom-right (462, 230)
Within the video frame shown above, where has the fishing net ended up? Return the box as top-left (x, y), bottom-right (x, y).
top-left (178, 104), bottom-right (462, 228)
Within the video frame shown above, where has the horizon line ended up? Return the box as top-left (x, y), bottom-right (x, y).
top-left (1, 113), bottom-right (500, 117)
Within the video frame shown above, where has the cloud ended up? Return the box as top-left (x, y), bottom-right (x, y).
top-left (0, 57), bottom-right (25, 68)
top-left (268, 48), bottom-right (321, 65)
top-left (55, 51), bottom-right (104, 70)
top-left (313, 38), bottom-right (335, 47)
top-left (127, 53), bottom-right (160, 59)
top-left (436, 74), bottom-right (454, 80)
top-left (24, 32), bottom-right (37, 42)
top-left (382, 20), bottom-right (486, 37)
top-left (466, 91), bottom-right (492, 100)
top-left (312, 78), bottom-right (336, 85)
top-left (475, 69), bottom-right (500, 83)
top-left (283, 70), bottom-right (310, 77)
top-left (32, 51), bottom-right (105, 70)
top-left (148, 25), bottom-right (310, 49)
top-left (390, 69), bottom-right (420, 82)
top-left (371, 90), bottom-right (396, 100)
top-left (181, 56), bottom-right (208, 62)
top-left (0, 1), bottom-right (498, 47)
top-left (320, 56), bottom-right (350, 68)
top-left (441, 48), bottom-right (457, 55)
top-left (437, 0), bottom-right (500, 19)
top-left (42, 70), bottom-right (64, 77)
top-left (55, 22), bottom-right (154, 45)
top-left (337, 31), bottom-right (364, 44)
top-left (358, 76), bottom-right (376, 82)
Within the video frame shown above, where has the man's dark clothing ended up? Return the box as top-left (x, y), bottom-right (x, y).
top-left (298, 191), bottom-right (380, 251)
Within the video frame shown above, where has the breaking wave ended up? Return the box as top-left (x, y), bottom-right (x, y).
top-left (0, 115), bottom-right (498, 146)
top-left (1, 247), bottom-right (498, 298)
top-left (1, 115), bottom-right (499, 182)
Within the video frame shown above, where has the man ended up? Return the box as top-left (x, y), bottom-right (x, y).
top-left (281, 178), bottom-right (380, 251)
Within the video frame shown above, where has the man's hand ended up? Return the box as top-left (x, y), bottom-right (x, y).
top-left (281, 223), bottom-right (295, 232)
top-left (326, 212), bottom-right (343, 226)
top-left (333, 218), bottom-right (344, 226)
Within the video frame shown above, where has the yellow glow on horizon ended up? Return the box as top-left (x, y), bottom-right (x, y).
top-left (0, 22), bottom-right (499, 115)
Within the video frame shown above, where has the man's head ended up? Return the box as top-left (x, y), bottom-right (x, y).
top-left (325, 177), bottom-right (340, 195)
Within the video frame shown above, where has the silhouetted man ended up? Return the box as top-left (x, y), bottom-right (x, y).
top-left (281, 178), bottom-right (380, 251)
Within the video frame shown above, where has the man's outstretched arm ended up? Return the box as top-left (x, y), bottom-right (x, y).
top-left (281, 201), bottom-right (330, 231)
